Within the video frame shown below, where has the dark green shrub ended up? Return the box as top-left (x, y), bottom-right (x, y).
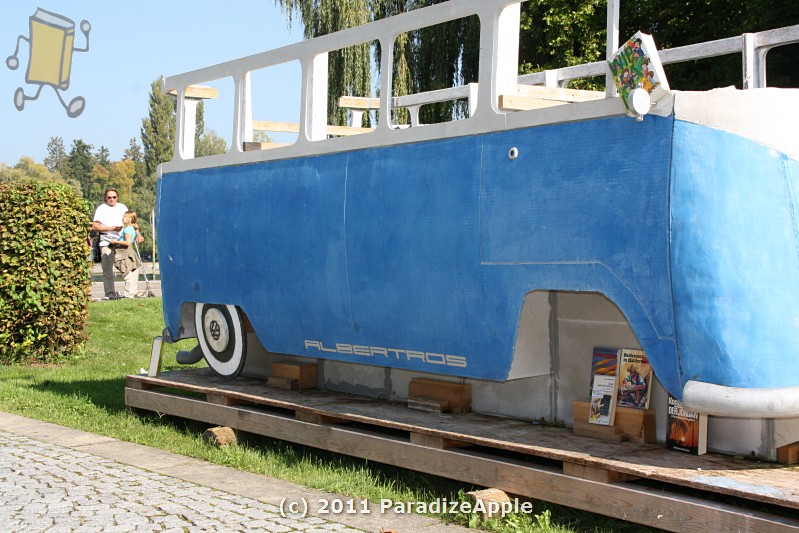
top-left (0, 180), bottom-right (91, 363)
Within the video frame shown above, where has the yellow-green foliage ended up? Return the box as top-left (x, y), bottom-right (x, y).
top-left (0, 180), bottom-right (91, 363)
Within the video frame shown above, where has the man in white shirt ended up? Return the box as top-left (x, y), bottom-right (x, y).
top-left (92, 188), bottom-right (142, 299)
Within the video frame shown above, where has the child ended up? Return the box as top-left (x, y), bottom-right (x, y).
top-left (111, 211), bottom-right (143, 298)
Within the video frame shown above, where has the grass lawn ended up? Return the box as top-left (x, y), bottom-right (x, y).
top-left (0, 298), bottom-right (656, 532)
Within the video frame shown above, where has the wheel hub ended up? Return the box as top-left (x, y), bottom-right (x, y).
top-left (203, 307), bottom-right (229, 353)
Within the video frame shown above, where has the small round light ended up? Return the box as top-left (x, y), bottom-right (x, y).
top-left (629, 88), bottom-right (651, 117)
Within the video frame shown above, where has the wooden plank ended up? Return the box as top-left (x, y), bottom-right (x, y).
top-left (337, 96), bottom-right (380, 110)
top-left (125, 377), bottom-right (153, 391)
top-left (407, 398), bottom-right (449, 413)
top-left (408, 378), bottom-right (471, 413)
top-left (326, 125), bottom-right (374, 136)
top-left (573, 420), bottom-right (629, 442)
top-left (167, 85), bottom-right (219, 100)
top-left (295, 411), bottom-right (344, 425)
top-left (563, 462), bottom-right (639, 483)
top-left (574, 401), bottom-right (656, 444)
top-left (778, 442), bottom-right (799, 465)
top-left (125, 370), bottom-right (799, 511)
top-left (242, 141), bottom-right (292, 151)
top-left (251, 120), bottom-right (373, 136)
top-left (515, 84), bottom-right (606, 102)
top-left (410, 432), bottom-right (470, 449)
top-left (266, 376), bottom-right (299, 390)
top-left (271, 362), bottom-right (317, 390)
top-left (498, 94), bottom-right (568, 111)
top-left (124, 387), bottom-right (799, 533)
top-left (207, 393), bottom-right (244, 406)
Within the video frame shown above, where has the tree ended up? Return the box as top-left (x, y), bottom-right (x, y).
top-left (106, 159), bottom-right (136, 200)
top-left (123, 137), bottom-right (144, 163)
top-left (195, 100), bottom-right (206, 150)
top-left (519, 0), bottom-right (605, 81)
top-left (95, 146), bottom-right (111, 168)
top-left (123, 136), bottom-right (156, 256)
top-left (123, 137), bottom-right (150, 191)
top-left (277, 0), bottom-right (373, 126)
top-left (275, 0), bottom-right (799, 109)
top-left (141, 77), bottom-right (175, 178)
top-left (621, 0), bottom-right (799, 90)
top-left (372, 1), bottom-right (481, 123)
top-left (276, 1), bottom-right (484, 124)
top-left (0, 158), bottom-right (59, 184)
top-left (43, 137), bottom-right (68, 178)
top-left (87, 162), bottom-right (110, 201)
top-left (195, 129), bottom-right (227, 157)
top-left (66, 139), bottom-right (95, 199)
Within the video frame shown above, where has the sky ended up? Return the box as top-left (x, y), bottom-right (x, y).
top-left (0, 1), bottom-right (303, 166)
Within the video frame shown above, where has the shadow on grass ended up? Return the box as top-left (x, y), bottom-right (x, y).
top-left (33, 377), bottom-right (129, 413)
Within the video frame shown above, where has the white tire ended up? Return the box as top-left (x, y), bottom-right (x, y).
top-left (194, 304), bottom-right (247, 379)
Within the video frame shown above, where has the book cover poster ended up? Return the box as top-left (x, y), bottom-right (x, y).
top-left (667, 394), bottom-right (708, 455)
top-left (589, 374), bottom-right (617, 425)
top-left (589, 346), bottom-right (617, 398)
top-left (607, 31), bottom-right (669, 114)
top-left (616, 348), bottom-right (652, 409)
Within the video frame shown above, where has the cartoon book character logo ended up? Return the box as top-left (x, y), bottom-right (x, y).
top-left (6, 8), bottom-right (91, 118)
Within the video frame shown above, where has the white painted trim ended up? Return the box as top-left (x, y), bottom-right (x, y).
top-left (684, 380), bottom-right (799, 418)
top-left (673, 87), bottom-right (799, 160)
top-left (605, 0), bottom-right (619, 96)
top-left (158, 1), bottom-right (799, 176)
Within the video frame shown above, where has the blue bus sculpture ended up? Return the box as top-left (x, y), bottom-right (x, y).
top-left (156, 0), bottom-right (799, 420)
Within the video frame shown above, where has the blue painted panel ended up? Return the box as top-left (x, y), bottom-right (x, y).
top-left (342, 138), bottom-right (507, 378)
top-left (480, 116), bottom-right (675, 335)
top-left (160, 116), bottom-right (799, 393)
top-left (671, 121), bottom-right (799, 389)
top-left (158, 154), bottom-right (352, 351)
top-left (159, 117), bottom-right (681, 386)
top-left (480, 117), bottom-right (680, 393)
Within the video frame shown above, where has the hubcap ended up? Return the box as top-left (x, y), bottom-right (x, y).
top-left (203, 307), bottom-right (229, 353)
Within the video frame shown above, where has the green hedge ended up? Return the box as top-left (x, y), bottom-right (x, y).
top-left (0, 180), bottom-right (91, 363)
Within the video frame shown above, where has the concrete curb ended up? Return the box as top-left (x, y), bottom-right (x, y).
top-left (0, 411), bottom-right (471, 532)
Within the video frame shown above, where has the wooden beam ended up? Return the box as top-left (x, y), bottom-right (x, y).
top-left (266, 376), bottom-right (299, 390)
top-left (125, 388), bottom-right (799, 533)
top-left (498, 94), bottom-right (568, 111)
top-left (573, 401), bottom-right (656, 444)
top-left (295, 411), bottom-right (344, 425)
top-left (337, 96), bottom-right (380, 110)
top-left (125, 376), bottom-right (160, 391)
top-left (272, 362), bottom-right (317, 390)
top-left (167, 85), bottom-right (219, 100)
top-left (127, 370), bottom-right (799, 514)
top-left (252, 120), bottom-right (299, 133)
top-left (326, 125), bottom-right (374, 136)
top-left (251, 120), bottom-right (374, 137)
top-left (778, 442), bottom-right (799, 465)
top-left (242, 141), bottom-right (292, 151)
top-left (563, 462), bottom-right (639, 484)
top-left (515, 84), bottom-right (606, 102)
top-left (207, 393), bottom-right (244, 406)
top-left (410, 432), bottom-right (470, 449)
top-left (408, 378), bottom-right (471, 413)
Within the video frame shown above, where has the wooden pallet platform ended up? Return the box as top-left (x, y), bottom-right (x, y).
top-left (125, 368), bottom-right (799, 532)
